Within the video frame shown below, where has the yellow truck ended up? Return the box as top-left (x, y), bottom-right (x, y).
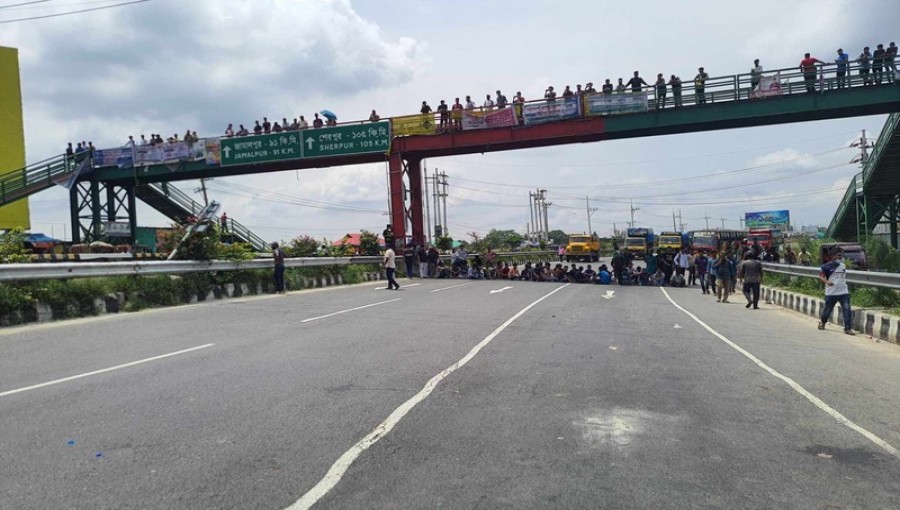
top-left (565, 234), bottom-right (600, 262)
top-left (657, 231), bottom-right (684, 254)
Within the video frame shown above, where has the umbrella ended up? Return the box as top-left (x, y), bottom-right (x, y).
top-left (319, 110), bottom-right (337, 121)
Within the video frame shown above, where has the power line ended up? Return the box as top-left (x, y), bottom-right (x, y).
top-left (0, 0), bottom-right (54, 10)
top-left (0, 0), bottom-right (152, 23)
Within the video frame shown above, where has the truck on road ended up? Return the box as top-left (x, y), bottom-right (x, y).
top-left (745, 227), bottom-right (782, 251)
top-left (657, 231), bottom-right (684, 255)
top-left (624, 227), bottom-right (655, 259)
top-left (565, 233), bottom-right (600, 262)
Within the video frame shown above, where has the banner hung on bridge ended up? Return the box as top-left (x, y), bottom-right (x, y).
top-left (522, 98), bottom-right (581, 125)
top-left (92, 148), bottom-right (133, 168)
top-left (461, 107), bottom-right (518, 130)
top-left (205, 138), bottom-right (221, 165)
top-left (751, 73), bottom-right (783, 98)
top-left (392, 113), bottom-right (435, 136)
top-left (584, 92), bottom-right (649, 116)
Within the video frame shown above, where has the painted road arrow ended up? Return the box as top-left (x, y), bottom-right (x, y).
top-left (601, 290), bottom-right (615, 300)
top-left (490, 286), bottom-right (513, 294)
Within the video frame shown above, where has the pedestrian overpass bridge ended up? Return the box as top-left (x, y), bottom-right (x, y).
top-left (2, 63), bottom-right (898, 246)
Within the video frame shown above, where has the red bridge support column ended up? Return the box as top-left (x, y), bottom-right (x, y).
top-left (387, 153), bottom-right (426, 249)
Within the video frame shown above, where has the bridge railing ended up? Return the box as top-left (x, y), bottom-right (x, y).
top-left (762, 262), bottom-right (900, 291)
top-left (860, 112), bottom-right (900, 188)
top-left (0, 153), bottom-right (74, 206)
top-left (827, 173), bottom-right (862, 237)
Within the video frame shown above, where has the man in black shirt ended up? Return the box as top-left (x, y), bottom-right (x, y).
top-left (437, 100), bottom-right (449, 130)
top-left (262, 117), bottom-right (271, 134)
top-left (873, 43), bottom-right (886, 84)
top-left (626, 71), bottom-right (648, 92)
top-left (602, 79), bottom-right (613, 94)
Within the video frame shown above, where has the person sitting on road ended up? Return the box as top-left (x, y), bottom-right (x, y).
top-left (654, 269), bottom-right (666, 286)
top-left (521, 262), bottom-right (533, 281)
top-left (467, 265), bottom-right (483, 280)
top-left (508, 263), bottom-right (520, 280)
top-left (671, 272), bottom-right (687, 287)
top-left (638, 268), bottom-right (652, 286)
top-left (583, 264), bottom-right (597, 282)
top-left (597, 265), bottom-right (612, 285)
top-left (436, 261), bottom-right (451, 279)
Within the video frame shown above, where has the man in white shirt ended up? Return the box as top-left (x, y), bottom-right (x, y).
top-left (674, 249), bottom-right (691, 276)
top-left (483, 94), bottom-right (494, 111)
top-left (298, 116), bottom-right (309, 129)
top-left (465, 95), bottom-right (476, 110)
top-left (383, 246), bottom-right (400, 290)
top-left (818, 249), bottom-right (854, 335)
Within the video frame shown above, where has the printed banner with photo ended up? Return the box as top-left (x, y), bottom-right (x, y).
top-left (751, 73), bottom-right (782, 98)
top-left (584, 92), bottom-right (649, 116)
top-left (92, 148), bottom-right (134, 168)
top-left (205, 138), bottom-right (221, 165)
top-left (461, 107), bottom-right (518, 130)
top-left (522, 98), bottom-right (581, 125)
top-left (392, 113), bottom-right (436, 136)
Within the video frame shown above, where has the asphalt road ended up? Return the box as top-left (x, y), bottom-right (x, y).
top-left (2, 276), bottom-right (899, 509)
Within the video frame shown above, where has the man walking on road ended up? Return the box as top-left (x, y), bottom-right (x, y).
top-left (737, 252), bottom-right (763, 309)
top-left (818, 248), bottom-right (855, 335)
top-left (383, 246), bottom-right (400, 290)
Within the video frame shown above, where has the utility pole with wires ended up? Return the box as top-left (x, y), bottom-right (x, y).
top-left (850, 129), bottom-right (873, 166)
top-left (703, 213), bottom-right (711, 230)
top-left (194, 178), bottom-right (210, 207)
top-left (849, 130), bottom-right (874, 244)
top-left (629, 200), bottom-right (639, 228)
top-left (424, 167), bottom-right (433, 245)
top-left (720, 217), bottom-right (728, 229)
top-left (528, 191), bottom-right (537, 242)
top-left (439, 171), bottom-right (449, 238)
top-left (586, 196), bottom-right (598, 235)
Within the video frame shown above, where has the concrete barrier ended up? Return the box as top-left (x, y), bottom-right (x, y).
top-left (762, 286), bottom-right (899, 345)
top-left (1, 271), bottom-right (388, 327)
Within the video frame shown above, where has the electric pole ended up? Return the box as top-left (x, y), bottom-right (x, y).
top-left (424, 167), bottom-right (432, 245)
top-left (629, 200), bottom-right (639, 228)
top-left (720, 217), bottom-right (728, 229)
top-left (440, 171), bottom-right (449, 238)
top-left (195, 178), bottom-right (210, 207)
top-left (586, 196), bottom-right (598, 235)
top-left (432, 169), bottom-right (442, 238)
top-left (703, 213), bottom-right (711, 230)
top-left (529, 191), bottom-right (536, 242)
top-left (678, 209), bottom-right (685, 232)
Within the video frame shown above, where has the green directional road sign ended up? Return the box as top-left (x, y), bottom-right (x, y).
top-left (220, 132), bottom-right (302, 166)
top-left (302, 121), bottom-right (391, 159)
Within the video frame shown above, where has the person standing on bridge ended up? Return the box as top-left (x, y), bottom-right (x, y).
top-left (818, 248), bottom-right (855, 335)
top-left (263, 117), bottom-right (272, 134)
top-left (654, 73), bottom-right (667, 109)
top-left (465, 95), bottom-right (476, 110)
top-left (694, 67), bottom-right (709, 104)
top-left (383, 245), bottom-right (400, 290)
top-left (800, 53), bottom-right (825, 93)
top-left (887, 42), bottom-right (897, 84)
top-left (437, 100), bottom-right (449, 131)
top-left (873, 44), bottom-right (886, 85)
top-left (452, 98), bottom-right (464, 130)
top-left (626, 71), bottom-right (648, 93)
top-left (858, 46), bottom-right (872, 85)
top-left (271, 242), bottom-right (286, 294)
top-left (834, 50), bottom-right (849, 89)
top-left (483, 94), bottom-right (494, 111)
top-left (602, 79), bottom-right (614, 94)
top-left (750, 59), bottom-right (763, 97)
top-left (420, 101), bottom-right (432, 115)
top-left (669, 75), bottom-right (683, 107)
top-left (496, 90), bottom-right (508, 108)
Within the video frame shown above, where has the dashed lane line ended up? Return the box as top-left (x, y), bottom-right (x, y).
top-left (300, 299), bottom-right (401, 323)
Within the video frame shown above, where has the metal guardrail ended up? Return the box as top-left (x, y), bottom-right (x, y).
top-left (0, 251), bottom-right (557, 282)
top-left (762, 263), bottom-right (900, 291)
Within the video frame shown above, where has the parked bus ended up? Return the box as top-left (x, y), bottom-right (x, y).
top-left (690, 229), bottom-right (747, 253)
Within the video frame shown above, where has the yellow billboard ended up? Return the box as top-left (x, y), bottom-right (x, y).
top-left (0, 46), bottom-right (30, 230)
top-left (392, 113), bottom-right (436, 136)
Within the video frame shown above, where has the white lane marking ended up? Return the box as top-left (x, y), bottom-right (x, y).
top-left (300, 299), bottom-right (401, 323)
top-left (601, 290), bottom-right (616, 300)
top-left (0, 344), bottom-right (215, 398)
top-left (374, 283), bottom-right (421, 290)
top-left (660, 287), bottom-right (900, 460)
top-left (489, 286), bottom-right (513, 294)
top-left (286, 283), bottom-right (571, 509)
top-left (430, 283), bottom-right (473, 293)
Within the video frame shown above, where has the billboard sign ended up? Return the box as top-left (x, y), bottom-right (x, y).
top-left (745, 210), bottom-right (790, 228)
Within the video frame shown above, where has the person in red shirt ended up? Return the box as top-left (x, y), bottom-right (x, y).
top-left (800, 53), bottom-right (825, 93)
top-left (451, 98), bottom-right (463, 131)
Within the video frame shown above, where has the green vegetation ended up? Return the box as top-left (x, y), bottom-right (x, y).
top-left (0, 228), bottom-right (30, 264)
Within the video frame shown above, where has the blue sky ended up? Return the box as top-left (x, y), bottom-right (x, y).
top-left (1, 0), bottom-right (897, 242)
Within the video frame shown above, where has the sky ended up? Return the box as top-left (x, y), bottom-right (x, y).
top-left (1, 0), bottom-right (898, 243)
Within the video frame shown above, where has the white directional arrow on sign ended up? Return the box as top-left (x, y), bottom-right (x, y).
top-left (222, 146), bottom-right (232, 158)
top-left (601, 290), bottom-right (615, 300)
top-left (490, 286), bottom-right (513, 294)
top-left (306, 137), bottom-right (315, 150)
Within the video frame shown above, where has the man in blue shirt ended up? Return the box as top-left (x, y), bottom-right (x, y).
top-left (818, 249), bottom-right (855, 335)
top-left (835, 48), bottom-right (849, 88)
